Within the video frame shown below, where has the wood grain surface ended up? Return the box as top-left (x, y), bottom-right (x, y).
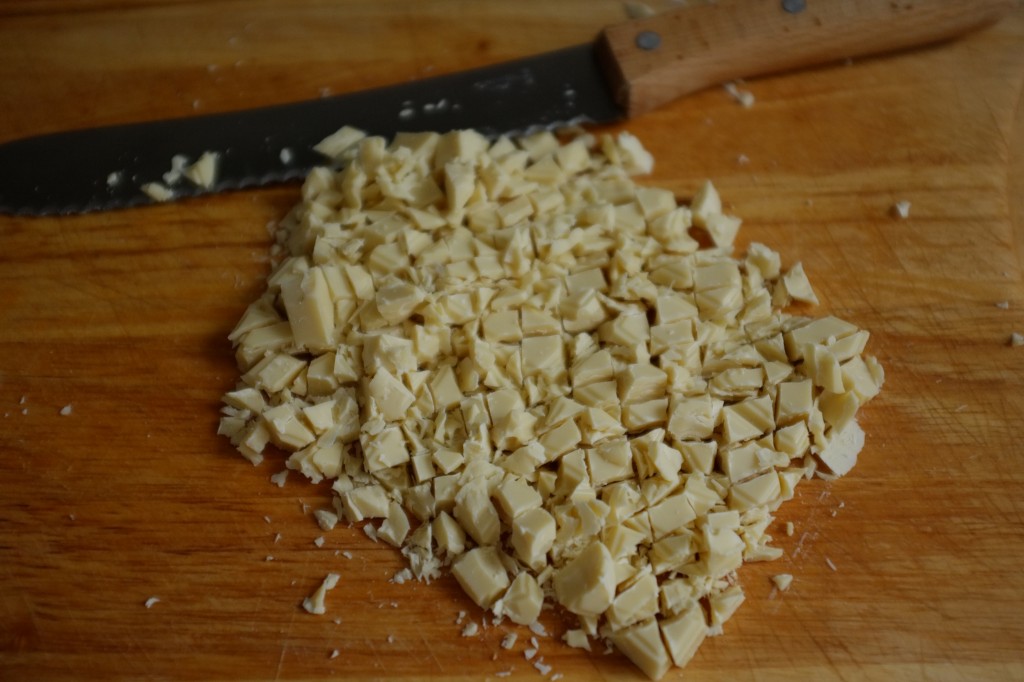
top-left (1, 1), bottom-right (1023, 680)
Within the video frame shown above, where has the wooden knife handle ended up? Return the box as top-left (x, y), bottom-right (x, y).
top-left (598, 0), bottom-right (1015, 117)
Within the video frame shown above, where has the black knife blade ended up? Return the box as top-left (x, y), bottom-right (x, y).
top-left (0, 45), bottom-right (620, 216)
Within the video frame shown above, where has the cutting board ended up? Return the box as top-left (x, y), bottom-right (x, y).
top-left (2, 1), bottom-right (1023, 680)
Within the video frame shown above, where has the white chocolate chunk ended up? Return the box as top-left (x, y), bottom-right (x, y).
top-left (433, 511), bottom-right (467, 556)
top-left (482, 310), bottom-right (522, 343)
top-left (539, 419), bottom-right (582, 461)
top-left (555, 138), bottom-right (590, 175)
top-left (587, 439), bottom-right (634, 486)
top-left (553, 541), bottom-right (615, 618)
top-left (280, 268), bottom-right (336, 351)
top-left (314, 125), bottom-right (366, 159)
top-left (511, 507), bottom-right (556, 570)
top-left (452, 547), bottom-right (510, 609)
top-left (599, 313), bottom-right (650, 347)
top-left (817, 419), bottom-right (865, 476)
top-left (141, 182), bottom-right (174, 202)
top-left (802, 344), bottom-right (845, 393)
top-left (607, 572), bottom-right (658, 630)
top-left (609, 618), bottom-right (672, 681)
top-left (647, 494), bottom-right (697, 539)
top-left (454, 484), bottom-right (501, 546)
top-left (444, 161), bottom-right (476, 213)
top-left (728, 471), bottom-right (781, 512)
top-left (690, 180), bottom-right (721, 228)
top-left (572, 349), bottom-right (615, 388)
top-left (781, 262), bottom-right (818, 305)
top-left (784, 316), bottom-right (859, 360)
top-left (775, 379), bottom-right (813, 425)
top-left (362, 426), bottom-right (409, 472)
top-left (501, 572), bottom-right (543, 625)
top-left (721, 395), bottom-right (774, 443)
top-left (339, 485), bottom-right (390, 522)
top-left (704, 213), bottom-right (742, 248)
top-left (841, 355), bottom-right (883, 402)
top-left (563, 628), bottom-right (592, 651)
top-left (622, 398), bottom-right (668, 431)
top-left (495, 476), bottom-right (542, 520)
top-left (302, 573), bottom-right (341, 615)
top-left (772, 573), bottom-right (793, 591)
top-left (667, 395), bottom-right (716, 441)
top-left (521, 335), bottom-right (565, 380)
top-left (367, 369), bottom-right (415, 422)
top-left (603, 523), bottom-right (646, 560)
top-left (379, 501), bottom-right (410, 547)
top-left (618, 364), bottom-right (668, 404)
top-left (261, 403), bottom-right (315, 449)
top-left (708, 584), bottom-right (745, 628)
top-left (429, 366), bottom-right (463, 410)
top-left (891, 200), bottom-right (911, 219)
top-left (650, 532), bottom-right (696, 574)
top-left (660, 604), bottom-right (707, 668)
top-left (183, 151), bottom-right (219, 188)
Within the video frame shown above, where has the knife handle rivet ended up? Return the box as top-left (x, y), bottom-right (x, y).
top-left (635, 30), bottom-right (661, 51)
top-left (782, 0), bottom-right (806, 13)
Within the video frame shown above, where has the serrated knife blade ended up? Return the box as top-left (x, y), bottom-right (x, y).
top-left (0, 0), bottom-right (1010, 216)
top-left (0, 46), bottom-right (618, 217)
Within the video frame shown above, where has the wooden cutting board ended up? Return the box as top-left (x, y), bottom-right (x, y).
top-left (1, 1), bottom-right (1022, 680)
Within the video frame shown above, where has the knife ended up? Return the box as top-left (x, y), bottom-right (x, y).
top-left (0, 0), bottom-right (1011, 216)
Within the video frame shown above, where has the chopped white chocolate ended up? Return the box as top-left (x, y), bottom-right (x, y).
top-left (563, 628), bottom-right (591, 651)
top-left (511, 507), bottom-right (556, 571)
top-left (781, 263), bottom-right (819, 305)
top-left (500, 571), bottom-right (543, 625)
top-left (452, 547), bottom-right (510, 610)
top-left (660, 604), bottom-right (706, 668)
top-left (708, 584), bottom-right (745, 628)
top-left (302, 573), bottom-right (341, 615)
top-left (784, 316), bottom-right (859, 360)
top-left (521, 335), bottom-right (565, 380)
top-left (723, 81), bottom-right (755, 107)
top-left (339, 485), bottom-right (389, 522)
top-left (553, 541), bottom-right (615, 617)
top-left (728, 471), bottom-right (781, 511)
top-left (221, 129), bottom-right (883, 682)
top-left (362, 426), bottom-right (409, 472)
top-left (891, 200), bottom-right (911, 219)
top-left (141, 182), bottom-right (174, 202)
top-left (607, 572), bottom-right (658, 630)
top-left (690, 180), bottom-right (721, 228)
top-left (772, 573), bottom-right (793, 591)
top-left (609, 618), bottom-right (672, 680)
top-left (817, 419), bottom-right (865, 476)
top-left (379, 500), bottom-right (410, 547)
top-left (183, 151), bottom-right (219, 188)
top-left (495, 476), bottom-right (542, 520)
top-left (314, 125), bottom-right (366, 160)
top-left (454, 484), bottom-right (501, 546)
top-left (433, 511), bottom-right (467, 556)
top-left (314, 509), bottom-right (338, 531)
top-left (704, 213), bottom-right (742, 248)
